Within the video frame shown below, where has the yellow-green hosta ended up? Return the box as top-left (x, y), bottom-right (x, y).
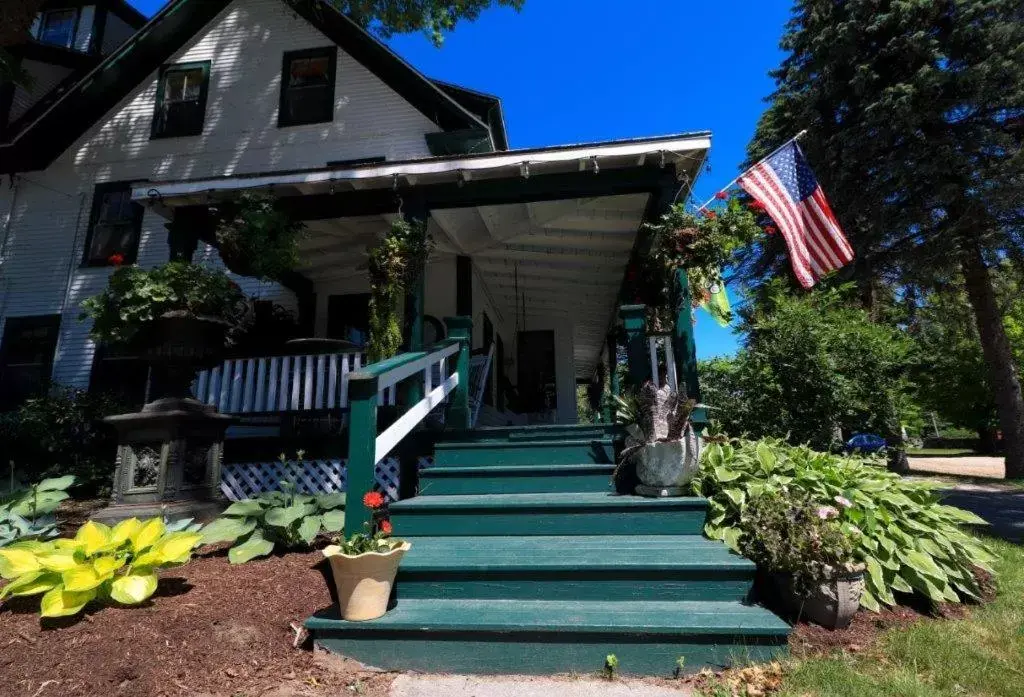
top-left (0, 517), bottom-right (201, 618)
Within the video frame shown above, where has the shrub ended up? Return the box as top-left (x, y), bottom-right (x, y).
top-left (738, 493), bottom-right (857, 597)
top-left (199, 474), bottom-right (345, 564)
top-left (0, 517), bottom-right (202, 617)
top-left (0, 475), bottom-right (75, 547)
top-left (693, 438), bottom-right (995, 610)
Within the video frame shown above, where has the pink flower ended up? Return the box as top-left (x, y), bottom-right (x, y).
top-left (816, 506), bottom-right (839, 520)
top-left (834, 495), bottom-right (852, 508)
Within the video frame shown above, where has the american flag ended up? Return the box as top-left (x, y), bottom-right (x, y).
top-left (739, 141), bottom-right (853, 289)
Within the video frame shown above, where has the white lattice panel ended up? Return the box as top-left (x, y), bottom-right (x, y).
top-left (220, 457), bottom-right (402, 503)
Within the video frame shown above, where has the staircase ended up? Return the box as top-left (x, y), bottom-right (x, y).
top-left (307, 424), bottom-right (790, 676)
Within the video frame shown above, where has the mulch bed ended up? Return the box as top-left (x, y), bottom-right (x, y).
top-left (0, 546), bottom-right (393, 697)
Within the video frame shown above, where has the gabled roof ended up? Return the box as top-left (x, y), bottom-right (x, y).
top-left (0, 0), bottom-right (493, 173)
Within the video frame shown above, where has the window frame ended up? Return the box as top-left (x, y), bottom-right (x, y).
top-left (278, 47), bottom-right (337, 128)
top-left (35, 8), bottom-right (80, 49)
top-left (0, 315), bottom-right (62, 411)
top-left (81, 181), bottom-right (145, 268)
top-left (150, 60), bottom-right (212, 140)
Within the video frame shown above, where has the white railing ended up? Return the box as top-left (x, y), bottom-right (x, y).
top-left (193, 352), bottom-right (397, 414)
top-left (371, 340), bottom-right (461, 464)
top-left (648, 333), bottom-right (679, 389)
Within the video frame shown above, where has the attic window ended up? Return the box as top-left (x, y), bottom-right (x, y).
top-left (151, 61), bottom-right (211, 139)
top-left (279, 47), bottom-right (337, 128)
top-left (36, 9), bottom-right (78, 48)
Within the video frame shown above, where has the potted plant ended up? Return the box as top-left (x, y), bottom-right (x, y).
top-left (81, 261), bottom-right (250, 404)
top-left (618, 381), bottom-right (700, 496)
top-left (739, 492), bottom-right (864, 629)
top-left (321, 491), bottom-right (410, 621)
top-left (212, 192), bottom-right (306, 282)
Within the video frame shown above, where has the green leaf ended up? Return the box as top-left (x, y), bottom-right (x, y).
top-left (755, 441), bottom-right (777, 470)
top-left (40, 585), bottom-right (96, 618)
top-left (316, 493), bottom-right (346, 510)
top-left (321, 509), bottom-right (345, 533)
top-left (898, 549), bottom-right (947, 581)
top-left (264, 504), bottom-right (311, 528)
top-left (297, 515), bottom-right (322, 545)
top-left (713, 466), bottom-right (742, 483)
top-left (722, 488), bottom-right (746, 507)
top-left (722, 527), bottom-right (742, 552)
top-left (109, 573), bottom-right (158, 605)
top-left (222, 500), bottom-right (265, 517)
top-left (889, 571), bottom-right (913, 594)
top-left (199, 517), bottom-right (257, 545)
top-left (228, 531), bottom-right (275, 564)
top-left (937, 505), bottom-right (988, 526)
top-left (0, 570), bottom-right (59, 599)
top-left (860, 587), bottom-right (880, 612)
top-left (36, 476), bottom-right (76, 492)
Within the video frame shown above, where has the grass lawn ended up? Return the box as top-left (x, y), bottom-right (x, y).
top-left (776, 537), bottom-right (1024, 697)
top-left (907, 448), bottom-right (981, 457)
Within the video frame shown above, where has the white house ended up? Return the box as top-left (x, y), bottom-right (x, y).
top-left (0, 0), bottom-right (709, 426)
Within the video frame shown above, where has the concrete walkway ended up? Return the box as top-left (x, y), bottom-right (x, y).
top-left (390, 675), bottom-right (690, 697)
top-left (908, 455), bottom-right (1005, 479)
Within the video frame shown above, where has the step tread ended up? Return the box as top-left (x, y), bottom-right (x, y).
top-left (398, 535), bottom-right (754, 571)
top-left (391, 492), bottom-right (707, 510)
top-left (435, 438), bottom-right (615, 449)
top-left (307, 598), bottom-right (789, 635)
top-left (421, 464), bottom-right (616, 475)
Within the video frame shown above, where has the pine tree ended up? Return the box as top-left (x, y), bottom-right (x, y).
top-left (745, 0), bottom-right (1024, 477)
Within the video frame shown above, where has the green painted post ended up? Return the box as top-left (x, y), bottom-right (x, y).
top-left (406, 271), bottom-right (426, 406)
top-left (619, 304), bottom-right (650, 385)
top-left (345, 374), bottom-right (379, 536)
top-left (445, 316), bottom-right (473, 430)
top-left (606, 333), bottom-right (620, 422)
top-left (673, 268), bottom-right (700, 401)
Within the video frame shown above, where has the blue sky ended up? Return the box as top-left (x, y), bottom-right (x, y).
top-left (127, 1), bottom-right (793, 358)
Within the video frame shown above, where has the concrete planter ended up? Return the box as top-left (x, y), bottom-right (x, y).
top-left (323, 542), bottom-right (412, 621)
top-left (773, 565), bottom-right (865, 629)
top-left (633, 426), bottom-right (700, 497)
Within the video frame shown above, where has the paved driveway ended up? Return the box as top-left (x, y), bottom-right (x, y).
top-left (909, 456), bottom-right (1005, 479)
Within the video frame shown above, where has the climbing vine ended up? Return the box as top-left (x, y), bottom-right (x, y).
top-left (366, 218), bottom-right (433, 362)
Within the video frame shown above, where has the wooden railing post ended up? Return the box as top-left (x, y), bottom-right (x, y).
top-left (345, 373), bottom-right (379, 536)
top-left (444, 316), bottom-right (472, 430)
top-left (619, 304), bottom-right (650, 386)
top-left (673, 268), bottom-right (700, 401)
top-left (604, 333), bottom-right (620, 423)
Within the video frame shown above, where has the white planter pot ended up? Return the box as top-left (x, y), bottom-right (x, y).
top-left (633, 427), bottom-right (700, 492)
top-left (322, 541), bottom-right (411, 621)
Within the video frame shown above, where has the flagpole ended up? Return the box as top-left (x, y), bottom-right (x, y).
top-left (691, 129), bottom-right (808, 210)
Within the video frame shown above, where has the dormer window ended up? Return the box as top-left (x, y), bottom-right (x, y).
top-left (279, 47), bottom-right (337, 127)
top-left (151, 61), bottom-right (211, 139)
top-left (35, 9), bottom-right (78, 48)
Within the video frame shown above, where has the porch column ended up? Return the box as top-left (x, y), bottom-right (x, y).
top-left (620, 304), bottom-right (650, 386)
top-left (445, 316), bottom-right (472, 430)
top-left (404, 198), bottom-right (429, 405)
top-left (604, 332), bottom-right (620, 422)
top-left (673, 269), bottom-right (700, 401)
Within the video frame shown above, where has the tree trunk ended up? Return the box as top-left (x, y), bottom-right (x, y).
top-left (976, 426), bottom-right (997, 455)
top-left (960, 239), bottom-right (1024, 478)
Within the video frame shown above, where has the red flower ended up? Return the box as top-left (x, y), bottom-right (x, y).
top-left (703, 210), bottom-right (718, 219)
top-left (764, 225), bottom-right (777, 235)
top-left (107, 253), bottom-right (125, 267)
top-left (363, 491), bottom-right (385, 509)
top-left (747, 201), bottom-right (766, 212)
top-left (379, 520), bottom-right (393, 535)
top-left (714, 191), bottom-right (728, 200)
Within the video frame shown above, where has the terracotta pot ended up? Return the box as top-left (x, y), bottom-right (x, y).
top-left (322, 542), bottom-right (411, 621)
top-left (773, 564), bottom-right (865, 629)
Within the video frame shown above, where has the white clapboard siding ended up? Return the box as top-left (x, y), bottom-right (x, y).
top-left (193, 351), bottom-right (385, 414)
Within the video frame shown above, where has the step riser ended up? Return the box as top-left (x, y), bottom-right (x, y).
top-left (396, 572), bottom-right (754, 602)
top-left (312, 634), bottom-right (787, 676)
top-left (390, 508), bottom-right (706, 536)
top-left (419, 471), bottom-right (613, 495)
top-left (442, 425), bottom-right (625, 443)
top-left (433, 442), bottom-right (616, 466)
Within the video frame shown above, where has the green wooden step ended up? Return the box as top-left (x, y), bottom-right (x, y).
top-left (432, 439), bottom-right (616, 466)
top-left (307, 598), bottom-right (789, 676)
top-left (419, 464), bottom-right (615, 495)
top-left (389, 492), bottom-right (708, 536)
top-left (441, 423), bottom-right (625, 443)
top-left (396, 535), bottom-right (755, 601)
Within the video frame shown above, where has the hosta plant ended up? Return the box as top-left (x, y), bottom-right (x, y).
top-left (693, 438), bottom-right (995, 611)
top-left (0, 475), bottom-right (75, 547)
top-left (0, 517), bottom-right (201, 617)
top-left (199, 478), bottom-right (345, 564)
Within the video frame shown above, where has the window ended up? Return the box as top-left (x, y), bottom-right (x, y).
top-left (0, 316), bottom-right (61, 411)
top-left (279, 47), bottom-right (336, 127)
top-left (35, 9), bottom-right (78, 49)
top-left (82, 182), bottom-right (144, 266)
top-left (151, 62), bottom-right (211, 139)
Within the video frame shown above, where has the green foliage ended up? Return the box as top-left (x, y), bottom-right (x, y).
top-left (698, 286), bottom-right (915, 450)
top-left (332, 521), bottom-right (400, 556)
top-left (0, 517), bottom-right (202, 617)
top-left (213, 193), bottom-right (306, 282)
top-left (80, 261), bottom-right (250, 346)
top-left (366, 218), bottom-right (433, 362)
top-left (674, 656), bottom-right (686, 679)
top-left (1, 388), bottom-right (125, 497)
top-left (603, 653), bottom-right (619, 680)
top-left (200, 474), bottom-right (346, 564)
top-left (640, 197), bottom-right (763, 330)
top-left (738, 493), bottom-right (856, 597)
top-left (693, 439), bottom-right (994, 610)
top-left (0, 476), bottom-right (75, 547)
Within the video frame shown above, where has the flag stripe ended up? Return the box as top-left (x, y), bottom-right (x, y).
top-left (741, 167), bottom-right (820, 283)
top-left (761, 165), bottom-right (838, 272)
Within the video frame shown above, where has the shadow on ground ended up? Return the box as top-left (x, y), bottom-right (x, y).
top-left (941, 489), bottom-right (1024, 543)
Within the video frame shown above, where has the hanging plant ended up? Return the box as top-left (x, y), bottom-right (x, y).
top-left (212, 192), bottom-right (306, 282)
top-left (366, 218), bottom-right (433, 362)
top-left (639, 196), bottom-right (765, 330)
